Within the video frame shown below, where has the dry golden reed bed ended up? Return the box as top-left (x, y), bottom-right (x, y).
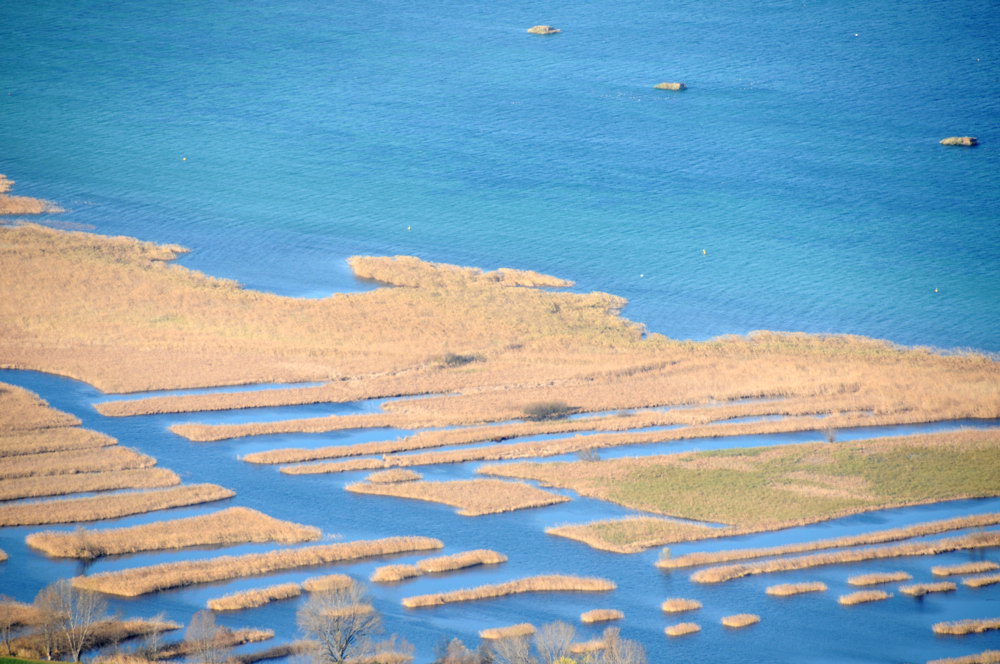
top-left (721, 613), bottom-right (760, 628)
top-left (0, 467), bottom-right (179, 501)
top-left (766, 582), bottom-right (827, 596)
top-left (899, 582), bottom-right (956, 596)
top-left (154, 627), bottom-right (274, 659)
top-left (365, 469), bottom-right (422, 483)
top-left (932, 619), bottom-right (1000, 636)
top-left (26, 506), bottom-right (321, 558)
top-left (371, 549), bottom-right (507, 582)
top-left (933, 561), bottom-right (1000, 576)
top-left (0, 483), bottom-right (234, 526)
top-left (10, 617), bottom-right (182, 660)
top-left (848, 572), bottom-right (912, 586)
top-left (661, 598), bottom-right (702, 613)
top-left (664, 622), bottom-right (700, 637)
top-left (0, 445), bottom-right (156, 480)
top-left (839, 590), bottom-right (891, 605)
top-left (580, 609), bottom-right (623, 623)
top-left (964, 574), bottom-right (1000, 588)
top-left (691, 531), bottom-right (1000, 584)
top-left (346, 479), bottom-right (569, 516)
top-left (0, 381), bottom-right (79, 432)
top-left (489, 431), bottom-right (1000, 539)
top-left (1, 428), bottom-right (115, 457)
top-left (301, 573), bottom-right (353, 592)
top-left (73, 536), bottom-right (443, 596)
top-left (400, 574), bottom-right (615, 608)
top-left (927, 651), bottom-right (1000, 664)
top-left (550, 516), bottom-right (722, 553)
top-left (370, 564), bottom-right (421, 583)
top-left (0, 175), bottom-right (62, 215)
top-left (658, 513), bottom-right (1000, 568)
top-left (207, 582), bottom-right (303, 611)
top-left (479, 623), bottom-right (536, 639)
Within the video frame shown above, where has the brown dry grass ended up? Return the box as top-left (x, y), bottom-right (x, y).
top-left (417, 549), bottom-right (507, 573)
top-left (0, 427), bottom-right (115, 457)
top-left (365, 469), bottom-right (422, 483)
top-left (370, 564), bottom-right (422, 583)
top-left (847, 572), bottom-right (912, 586)
top-left (664, 623), bottom-right (700, 637)
top-left (345, 479), bottom-right (569, 516)
top-left (933, 561), bottom-right (1000, 576)
top-left (932, 619), bottom-right (1000, 636)
top-left (963, 574), bottom-right (1000, 588)
top-left (661, 598), bottom-right (701, 613)
top-left (0, 467), bottom-right (180, 501)
top-left (766, 582), bottom-right (827, 596)
top-left (487, 431), bottom-right (1000, 537)
top-left (478, 623), bottom-right (536, 639)
top-left (927, 651), bottom-right (1000, 664)
top-left (580, 609), bottom-right (623, 623)
top-left (207, 582), bottom-right (303, 611)
top-left (0, 483), bottom-right (234, 526)
top-left (692, 531), bottom-right (1000, 584)
top-left (0, 381), bottom-right (76, 431)
top-left (301, 573), bottom-right (353, 592)
top-left (839, 590), bottom-right (891, 605)
top-left (0, 445), bottom-right (156, 480)
top-left (72, 536), bottom-right (443, 596)
top-left (26, 506), bottom-right (321, 558)
top-left (721, 614), bottom-right (760, 628)
top-left (401, 574), bottom-right (615, 608)
top-left (0, 175), bottom-right (62, 215)
top-left (658, 513), bottom-right (1000, 568)
top-left (550, 516), bottom-right (724, 553)
top-left (899, 582), bottom-right (956, 596)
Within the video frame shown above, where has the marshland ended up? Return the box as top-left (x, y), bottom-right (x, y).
top-left (0, 191), bottom-right (998, 662)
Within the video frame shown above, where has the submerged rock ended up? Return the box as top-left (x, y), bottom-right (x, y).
top-left (654, 82), bottom-right (687, 91)
top-left (939, 136), bottom-right (978, 146)
top-left (527, 25), bottom-right (560, 35)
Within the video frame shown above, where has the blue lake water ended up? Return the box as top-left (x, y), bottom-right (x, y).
top-left (1, 0), bottom-right (999, 661)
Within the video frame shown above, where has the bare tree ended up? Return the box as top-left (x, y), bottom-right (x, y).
top-left (185, 610), bottom-right (228, 664)
top-left (533, 622), bottom-right (574, 664)
top-left (136, 612), bottom-right (169, 660)
top-left (296, 581), bottom-right (381, 664)
top-left (33, 579), bottom-right (109, 661)
top-left (597, 628), bottom-right (646, 664)
top-left (489, 635), bottom-right (536, 664)
top-left (0, 595), bottom-right (33, 656)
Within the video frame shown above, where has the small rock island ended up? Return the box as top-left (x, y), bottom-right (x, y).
top-left (939, 136), bottom-right (978, 146)
top-left (654, 82), bottom-right (687, 91)
top-left (527, 25), bottom-right (561, 35)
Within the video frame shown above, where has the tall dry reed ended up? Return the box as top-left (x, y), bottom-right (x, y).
top-left (847, 572), bottom-right (911, 586)
top-left (0, 427), bottom-right (115, 458)
top-left (838, 590), bottom-right (891, 605)
top-left (933, 562), bottom-right (1000, 577)
top-left (721, 614), bottom-right (760, 628)
top-left (479, 624), bottom-right (535, 639)
top-left (963, 574), bottom-right (1000, 588)
top-left (346, 479), bottom-right (569, 516)
top-left (661, 598), bottom-right (701, 613)
top-left (0, 467), bottom-right (179, 501)
top-left (664, 623), bottom-right (700, 637)
top-left (301, 573), bottom-right (353, 592)
top-left (0, 445), bottom-right (155, 480)
top-left (207, 583), bottom-right (303, 611)
top-left (926, 650), bottom-right (1000, 664)
top-left (899, 582), bottom-right (956, 596)
top-left (73, 536), bottom-right (443, 596)
top-left (766, 582), bottom-right (827, 596)
top-left (580, 609), bottom-right (623, 623)
top-left (932, 619), bottom-right (1000, 636)
top-left (401, 575), bottom-right (615, 608)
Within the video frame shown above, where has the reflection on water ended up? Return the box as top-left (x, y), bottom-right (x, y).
top-left (1, 368), bottom-right (998, 663)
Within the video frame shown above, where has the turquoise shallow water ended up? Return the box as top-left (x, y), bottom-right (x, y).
top-left (1, 1), bottom-right (1000, 662)
top-left (1, 0), bottom-right (998, 350)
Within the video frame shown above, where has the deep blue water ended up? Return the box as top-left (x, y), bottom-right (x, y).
top-left (2, 0), bottom-right (1000, 662)
top-left (1, 0), bottom-right (998, 350)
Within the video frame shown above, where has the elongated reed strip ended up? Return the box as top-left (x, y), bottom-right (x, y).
top-left (416, 549), bottom-right (507, 573)
top-left (346, 479), bottom-right (569, 516)
top-left (231, 641), bottom-right (312, 664)
top-left (0, 467), bottom-right (180, 501)
top-left (933, 562), bottom-right (1000, 576)
top-left (661, 598), bottom-right (702, 613)
top-left (0, 428), bottom-right (115, 457)
top-left (665, 623), bottom-right (700, 637)
top-left (570, 640), bottom-right (606, 654)
top-left (580, 609), bottom-right (623, 623)
top-left (847, 572), bottom-right (911, 586)
top-left (26, 506), bottom-right (320, 558)
top-left (208, 583), bottom-right (303, 611)
top-left (660, 513), bottom-right (1000, 569)
top-left (73, 536), bottom-right (443, 596)
top-left (0, 175), bottom-right (62, 215)
top-left (365, 469), bottom-right (422, 483)
top-left (900, 582), bottom-right (956, 596)
top-left (551, 516), bottom-right (725, 553)
top-left (479, 624), bottom-right (535, 639)
top-left (401, 574), bottom-right (615, 608)
top-left (0, 547), bottom-right (6, 562)
top-left (301, 574), bottom-right (353, 592)
top-left (155, 628), bottom-right (274, 659)
top-left (721, 614), bottom-right (760, 628)
top-left (926, 650), bottom-right (1000, 664)
top-left (371, 564), bottom-right (421, 583)
top-left (932, 619), bottom-right (1000, 636)
top-left (838, 590), bottom-right (891, 605)
top-left (963, 574), bottom-right (1000, 588)
top-left (0, 484), bottom-right (235, 526)
top-left (766, 582), bottom-right (827, 596)
top-left (0, 445), bottom-right (155, 480)
top-left (691, 531), bottom-right (1000, 584)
